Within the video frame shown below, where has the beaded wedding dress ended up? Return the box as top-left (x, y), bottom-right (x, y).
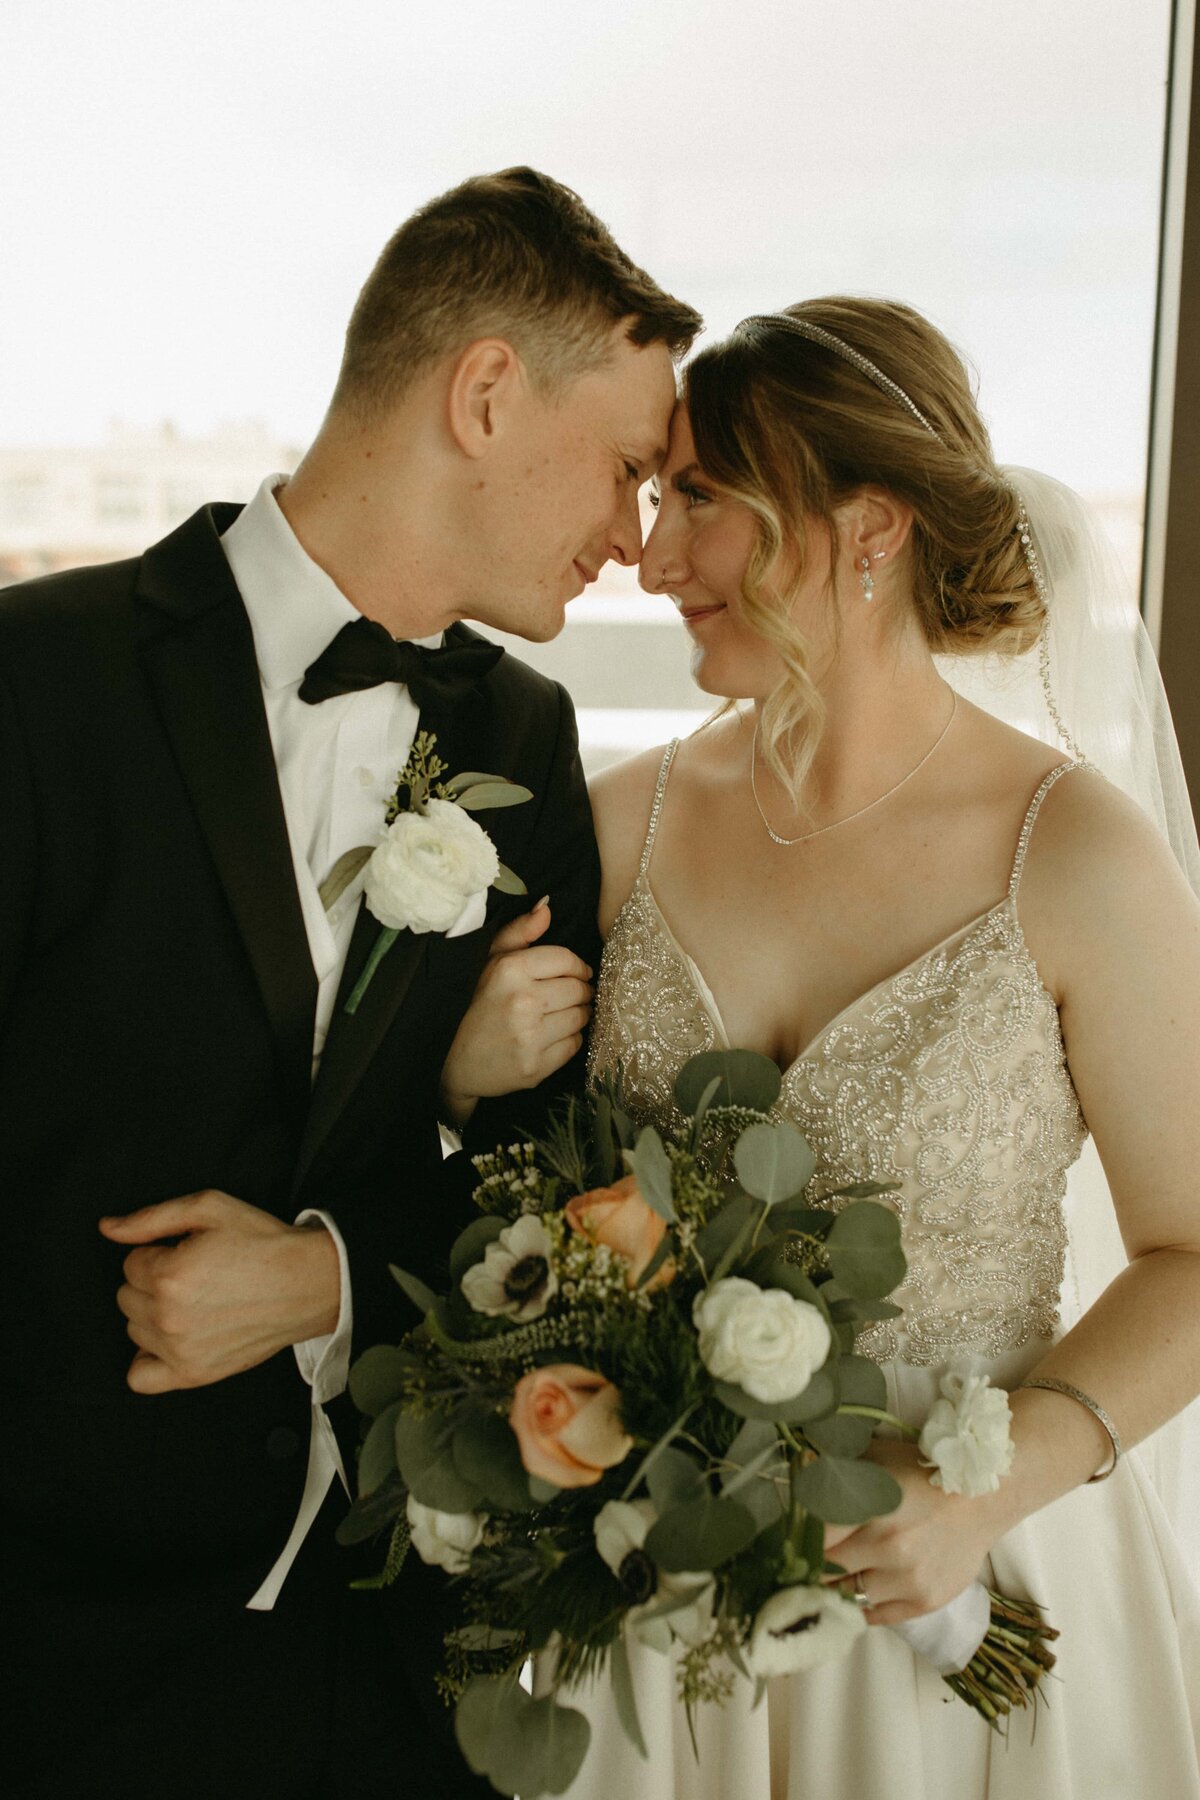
top-left (568, 742), bottom-right (1200, 1800)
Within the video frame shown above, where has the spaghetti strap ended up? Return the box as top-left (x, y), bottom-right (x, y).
top-left (1008, 761), bottom-right (1079, 899)
top-left (637, 741), bottom-right (681, 879)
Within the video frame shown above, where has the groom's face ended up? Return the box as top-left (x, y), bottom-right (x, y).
top-left (460, 327), bottom-right (677, 642)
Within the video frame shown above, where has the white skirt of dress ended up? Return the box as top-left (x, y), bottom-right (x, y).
top-left (556, 1347), bottom-right (1200, 1800)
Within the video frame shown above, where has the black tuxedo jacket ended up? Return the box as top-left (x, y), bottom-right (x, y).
top-left (0, 504), bottom-right (601, 1797)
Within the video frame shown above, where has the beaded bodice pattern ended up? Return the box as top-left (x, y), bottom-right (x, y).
top-left (588, 746), bottom-right (1088, 1365)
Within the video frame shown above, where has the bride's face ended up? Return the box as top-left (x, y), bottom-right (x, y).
top-left (640, 406), bottom-right (831, 699)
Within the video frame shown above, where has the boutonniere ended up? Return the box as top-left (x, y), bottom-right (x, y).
top-left (319, 731), bottom-right (532, 1015)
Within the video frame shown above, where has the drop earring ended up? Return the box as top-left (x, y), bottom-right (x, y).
top-left (859, 551), bottom-right (886, 601)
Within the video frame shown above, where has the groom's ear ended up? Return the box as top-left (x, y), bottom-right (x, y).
top-left (447, 337), bottom-right (524, 459)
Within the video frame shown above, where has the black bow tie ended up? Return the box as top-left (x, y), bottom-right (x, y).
top-left (298, 617), bottom-right (503, 710)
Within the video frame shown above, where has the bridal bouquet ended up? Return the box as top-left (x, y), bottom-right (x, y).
top-left (340, 1051), bottom-right (1056, 1798)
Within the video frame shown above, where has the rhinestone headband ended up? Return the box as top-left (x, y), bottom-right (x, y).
top-left (738, 313), bottom-right (943, 442)
top-left (736, 312), bottom-right (1089, 764)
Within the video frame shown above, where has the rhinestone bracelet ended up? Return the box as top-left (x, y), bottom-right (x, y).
top-left (1020, 1376), bottom-right (1122, 1481)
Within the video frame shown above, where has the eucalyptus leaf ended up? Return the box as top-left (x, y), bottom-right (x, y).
top-left (689, 1075), bottom-right (723, 1146)
top-left (767, 1201), bottom-right (834, 1238)
top-left (609, 1635), bottom-right (649, 1761)
top-left (719, 1424), bottom-right (788, 1529)
top-left (819, 1179), bottom-right (901, 1201)
top-left (348, 1344), bottom-right (419, 1418)
top-left (802, 1409), bottom-right (874, 1458)
top-left (357, 1400), bottom-right (405, 1495)
top-left (826, 1202), bottom-right (907, 1300)
top-left (645, 1493), bottom-right (758, 1572)
top-left (336, 1468), bottom-right (407, 1544)
top-left (441, 770), bottom-right (499, 796)
top-left (619, 1404), bottom-right (699, 1502)
top-left (733, 1121), bottom-right (817, 1204)
top-left (792, 1453), bottom-right (903, 1525)
top-left (388, 1263), bottom-right (436, 1316)
top-left (611, 1101), bottom-right (636, 1148)
top-left (530, 1476), bottom-right (560, 1504)
top-left (394, 1410), bottom-right (484, 1513)
top-left (456, 780), bottom-right (535, 810)
top-left (694, 1194), bottom-right (764, 1278)
top-left (713, 1360), bottom-right (839, 1425)
top-left (799, 1505), bottom-right (826, 1574)
top-left (448, 1214), bottom-right (508, 1285)
top-left (631, 1126), bottom-right (675, 1222)
top-left (720, 1418), bottom-right (778, 1479)
top-left (492, 862), bottom-right (529, 895)
top-left (836, 1354), bottom-right (888, 1411)
top-left (828, 1294), bottom-right (904, 1324)
top-left (455, 1677), bottom-right (529, 1795)
top-left (453, 1406), bottom-right (536, 1512)
top-left (674, 1048), bottom-right (782, 1116)
top-left (742, 1250), bottom-right (829, 1318)
top-left (317, 843), bottom-right (374, 911)
top-left (646, 1447), bottom-right (706, 1511)
top-left (457, 1680), bottom-right (591, 1800)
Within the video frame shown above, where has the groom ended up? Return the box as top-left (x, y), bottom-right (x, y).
top-left (0, 167), bottom-right (697, 1799)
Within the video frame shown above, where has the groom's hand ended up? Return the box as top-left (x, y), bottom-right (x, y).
top-left (98, 1192), bottom-right (341, 1394)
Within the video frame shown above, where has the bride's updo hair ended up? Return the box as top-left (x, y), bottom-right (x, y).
top-left (683, 298), bottom-right (1043, 803)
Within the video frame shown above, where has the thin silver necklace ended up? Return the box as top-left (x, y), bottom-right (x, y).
top-left (750, 689), bottom-right (959, 846)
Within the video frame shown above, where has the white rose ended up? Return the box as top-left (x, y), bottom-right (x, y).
top-left (460, 1215), bottom-right (558, 1323)
top-left (363, 797), bottom-right (499, 935)
top-left (592, 1498), bottom-right (714, 1655)
top-left (405, 1495), bottom-right (486, 1573)
top-left (745, 1584), bottom-right (866, 1677)
top-left (918, 1359), bottom-right (1015, 1497)
top-left (693, 1277), bottom-right (832, 1404)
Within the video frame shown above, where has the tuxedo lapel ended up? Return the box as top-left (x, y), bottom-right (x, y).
top-left (136, 505), bottom-right (316, 1126)
top-left (293, 643), bottom-right (501, 1188)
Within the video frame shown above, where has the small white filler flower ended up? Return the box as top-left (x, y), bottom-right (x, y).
top-left (693, 1277), bottom-right (832, 1405)
top-left (918, 1359), bottom-right (1015, 1497)
top-left (460, 1214), bottom-right (559, 1323)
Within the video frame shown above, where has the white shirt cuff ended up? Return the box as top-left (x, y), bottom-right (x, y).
top-left (246, 1209), bottom-right (353, 1611)
top-left (291, 1207), bottom-right (353, 1404)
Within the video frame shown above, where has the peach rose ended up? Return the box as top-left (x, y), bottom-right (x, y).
top-left (564, 1174), bottom-right (676, 1291)
top-left (509, 1364), bottom-right (633, 1489)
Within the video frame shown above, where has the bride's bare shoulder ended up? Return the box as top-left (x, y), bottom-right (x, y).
top-left (589, 744), bottom-right (674, 937)
top-left (1018, 758), bottom-right (1199, 993)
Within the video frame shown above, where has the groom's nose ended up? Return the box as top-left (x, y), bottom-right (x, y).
top-left (604, 482), bottom-right (645, 569)
top-left (638, 510), bottom-right (675, 594)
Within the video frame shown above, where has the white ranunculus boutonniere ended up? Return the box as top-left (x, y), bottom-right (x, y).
top-left (918, 1358), bottom-right (1015, 1497)
top-left (318, 730), bottom-right (532, 1014)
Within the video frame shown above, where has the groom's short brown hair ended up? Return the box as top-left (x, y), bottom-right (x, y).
top-left (331, 167), bottom-right (701, 418)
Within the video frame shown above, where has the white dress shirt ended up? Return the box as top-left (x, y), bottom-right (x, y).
top-left (219, 473), bottom-right (439, 1609)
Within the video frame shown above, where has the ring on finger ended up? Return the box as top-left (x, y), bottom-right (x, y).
top-left (852, 1573), bottom-right (871, 1609)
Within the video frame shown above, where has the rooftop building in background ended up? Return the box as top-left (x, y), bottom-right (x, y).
top-left (0, 421), bottom-right (303, 582)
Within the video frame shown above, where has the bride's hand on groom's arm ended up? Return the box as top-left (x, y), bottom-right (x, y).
top-left (438, 899), bottom-right (594, 1127)
top-left (98, 1192), bottom-right (341, 1393)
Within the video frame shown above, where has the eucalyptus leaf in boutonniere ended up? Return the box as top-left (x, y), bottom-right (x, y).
top-left (319, 731), bottom-right (532, 1015)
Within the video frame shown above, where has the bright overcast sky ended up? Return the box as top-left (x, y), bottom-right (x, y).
top-left (0, 0), bottom-right (1172, 496)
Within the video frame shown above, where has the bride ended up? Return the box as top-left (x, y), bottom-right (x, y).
top-left (439, 298), bottom-right (1200, 1796)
